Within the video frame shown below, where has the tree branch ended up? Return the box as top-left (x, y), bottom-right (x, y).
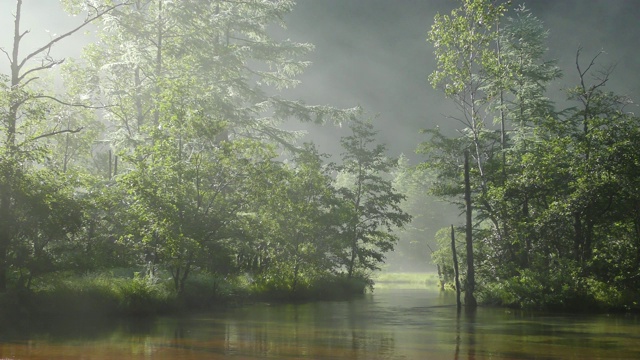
top-left (31, 94), bottom-right (111, 109)
top-left (17, 2), bottom-right (130, 73)
top-left (19, 127), bottom-right (84, 147)
top-left (0, 47), bottom-right (11, 63)
top-left (18, 59), bottom-right (65, 83)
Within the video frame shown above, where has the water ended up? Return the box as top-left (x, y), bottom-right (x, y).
top-left (1, 287), bottom-right (640, 359)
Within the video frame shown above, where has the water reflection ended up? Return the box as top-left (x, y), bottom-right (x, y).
top-left (455, 309), bottom-right (477, 360)
top-left (1, 288), bottom-right (640, 359)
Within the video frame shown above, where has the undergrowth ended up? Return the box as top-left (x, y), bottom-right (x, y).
top-left (0, 269), bottom-right (372, 319)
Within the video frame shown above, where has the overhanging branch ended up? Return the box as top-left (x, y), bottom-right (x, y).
top-left (32, 94), bottom-right (111, 109)
top-left (19, 127), bottom-right (84, 147)
top-left (17, 2), bottom-right (131, 73)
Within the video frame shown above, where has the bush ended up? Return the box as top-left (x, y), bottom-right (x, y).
top-left (476, 263), bottom-right (636, 311)
top-left (30, 275), bottom-right (120, 316)
top-left (5, 269), bottom-right (377, 318)
top-left (116, 273), bottom-right (174, 315)
top-left (309, 274), bottom-right (372, 300)
top-left (179, 272), bottom-right (225, 309)
top-left (26, 270), bottom-right (174, 317)
top-left (234, 271), bottom-right (372, 302)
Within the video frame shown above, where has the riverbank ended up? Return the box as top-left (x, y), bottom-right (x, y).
top-left (371, 272), bottom-right (640, 314)
top-left (0, 269), bottom-right (372, 322)
top-left (5, 270), bottom-right (633, 324)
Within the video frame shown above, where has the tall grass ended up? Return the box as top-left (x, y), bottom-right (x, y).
top-left (0, 270), bottom-right (380, 319)
top-left (27, 271), bottom-right (175, 317)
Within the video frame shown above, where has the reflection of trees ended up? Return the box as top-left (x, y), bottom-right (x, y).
top-left (6, 297), bottom-right (640, 358)
top-left (455, 313), bottom-right (461, 360)
top-left (347, 329), bottom-right (396, 359)
top-left (455, 310), bottom-right (477, 360)
top-left (344, 298), bottom-right (398, 359)
top-left (214, 301), bottom-right (401, 359)
top-left (466, 311), bottom-right (477, 360)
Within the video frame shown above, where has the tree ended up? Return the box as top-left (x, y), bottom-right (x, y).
top-left (483, 6), bottom-right (561, 271)
top-left (0, 0), bottom-right (126, 291)
top-left (336, 118), bottom-right (411, 278)
top-left (64, 0), bottom-right (359, 292)
top-left (426, 0), bottom-right (508, 307)
top-left (246, 144), bottom-right (343, 293)
top-left (426, 2), bottom-right (640, 310)
top-left (9, 169), bottom-right (83, 289)
top-left (425, 2), bottom-right (573, 307)
top-left (428, 0), bottom-right (508, 184)
top-left (118, 135), bottom-right (284, 294)
top-left (79, 0), bottom-right (357, 152)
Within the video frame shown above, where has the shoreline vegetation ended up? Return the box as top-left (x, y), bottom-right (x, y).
top-left (375, 272), bottom-right (640, 313)
top-left (0, 269), bottom-right (375, 322)
top-left (1, 271), bottom-right (637, 325)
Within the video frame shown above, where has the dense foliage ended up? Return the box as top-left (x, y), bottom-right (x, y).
top-left (0, 0), bottom-right (410, 314)
top-left (425, 0), bottom-right (640, 311)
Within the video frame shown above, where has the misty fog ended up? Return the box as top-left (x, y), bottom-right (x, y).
top-left (2, 0), bottom-right (638, 273)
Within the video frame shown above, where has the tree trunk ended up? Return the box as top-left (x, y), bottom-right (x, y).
top-left (464, 150), bottom-right (477, 310)
top-left (574, 212), bottom-right (583, 262)
top-left (347, 240), bottom-right (357, 279)
top-left (0, 235), bottom-right (7, 292)
top-left (0, 0), bottom-right (24, 292)
top-left (451, 225), bottom-right (461, 312)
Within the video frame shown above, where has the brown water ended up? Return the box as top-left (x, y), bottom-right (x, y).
top-left (1, 287), bottom-right (640, 359)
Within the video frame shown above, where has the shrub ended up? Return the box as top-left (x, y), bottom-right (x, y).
top-left (116, 273), bottom-right (174, 315)
top-left (26, 270), bottom-right (174, 317)
top-left (179, 272), bottom-right (224, 309)
top-left (309, 274), bottom-right (372, 300)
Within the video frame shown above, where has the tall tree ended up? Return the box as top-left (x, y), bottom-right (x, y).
top-left (336, 118), bottom-right (411, 278)
top-left (425, 2), bottom-right (570, 306)
top-left (0, 0), bottom-right (125, 291)
top-left (426, 0), bottom-right (508, 307)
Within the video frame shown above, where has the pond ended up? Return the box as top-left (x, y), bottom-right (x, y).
top-left (1, 286), bottom-right (640, 359)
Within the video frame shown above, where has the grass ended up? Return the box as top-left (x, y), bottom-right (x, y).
top-left (0, 269), bottom-right (374, 320)
top-left (372, 272), bottom-right (440, 289)
top-left (26, 271), bottom-right (176, 317)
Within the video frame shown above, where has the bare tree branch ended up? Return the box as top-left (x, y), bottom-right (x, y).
top-left (19, 127), bottom-right (84, 147)
top-left (17, 2), bottom-right (131, 74)
top-left (0, 47), bottom-right (11, 63)
top-left (576, 47), bottom-right (603, 79)
top-left (18, 59), bottom-right (65, 83)
top-left (18, 76), bottom-right (39, 88)
top-left (31, 94), bottom-right (111, 109)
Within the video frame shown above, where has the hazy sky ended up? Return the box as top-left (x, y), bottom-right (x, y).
top-left (2, 0), bottom-right (639, 160)
top-left (280, 0), bottom-right (640, 158)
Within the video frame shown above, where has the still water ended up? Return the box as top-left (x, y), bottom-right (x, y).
top-left (2, 287), bottom-right (640, 359)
